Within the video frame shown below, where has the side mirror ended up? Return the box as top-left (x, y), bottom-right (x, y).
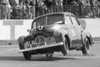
top-left (78, 19), bottom-right (86, 30)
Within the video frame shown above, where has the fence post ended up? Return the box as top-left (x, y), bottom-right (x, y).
top-left (0, 6), bottom-right (1, 19)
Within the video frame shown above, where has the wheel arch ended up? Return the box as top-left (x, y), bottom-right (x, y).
top-left (81, 31), bottom-right (91, 43)
top-left (64, 34), bottom-right (70, 48)
top-left (86, 36), bottom-right (91, 45)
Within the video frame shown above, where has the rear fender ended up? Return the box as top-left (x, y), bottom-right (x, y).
top-left (82, 31), bottom-right (94, 45)
top-left (86, 35), bottom-right (94, 45)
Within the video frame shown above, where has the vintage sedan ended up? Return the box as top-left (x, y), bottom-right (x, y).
top-left (18, 12), bottom-right (94, 60)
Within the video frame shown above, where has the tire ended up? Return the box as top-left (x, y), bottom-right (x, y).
top-left (61, 35), bottom-right (68, 56)
top-left (23, 51), bottom-right (31, 60)
top-left (81, 37), bottom-right (90, 55)
top-left (46, 53), bottom-right (53, 58)
top-left (18, 36), bottom-right (32, 60)
top-left (23, 41), bottom-right (31, 60)
top-left (18, 36), bottom-right (25, 49)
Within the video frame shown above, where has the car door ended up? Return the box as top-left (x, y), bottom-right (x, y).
top-left (64, 15), bottom-right (78, 47)
top-left (70, 15), bottom-right (83, 47)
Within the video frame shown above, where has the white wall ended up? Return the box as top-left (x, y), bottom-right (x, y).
top-left (0, 19), bottom-right (100, 40)
top-left (0, 20), bottom-right (32, 40)
top-left (82, 19), bottom-right (100, 37)
top-left (15, 20), bottom-right (32, 39)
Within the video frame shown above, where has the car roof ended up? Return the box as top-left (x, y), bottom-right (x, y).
top-left (33, 12), bottom-right (74, 21)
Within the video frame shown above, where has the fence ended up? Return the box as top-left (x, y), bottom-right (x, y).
top-left (0, 5), bottom-right (35, 19)
top-left (0, 5), bottom-right (100, 19)
top-left (0, 5), bottom-right (11, 19)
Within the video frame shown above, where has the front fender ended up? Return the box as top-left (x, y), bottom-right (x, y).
top-left (18, 36), bottom-right (25, 44)
top-left (24, 34), bottom-right (34, 42)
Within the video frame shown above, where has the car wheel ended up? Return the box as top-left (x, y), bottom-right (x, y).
top-left (23, 51), bottom-right (31, 60)
top-left (18, 36), bottom-right (25, 49)
top-left (82, 37), bottom-right (90, 55)
top-left (46, 53), bottom-right (53, 58)
top-left (62, 35), bottom-right (68, 56)
top-left (18, 37), bottom-right (31, 60)
top-left (23, 41), bottom-right (31, 60)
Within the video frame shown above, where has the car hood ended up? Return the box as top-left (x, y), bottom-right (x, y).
top-left (31, 24), bottom-right (70, 37)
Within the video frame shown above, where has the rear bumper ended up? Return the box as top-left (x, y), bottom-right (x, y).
top-left (19, 42), bottom-right (63, 53)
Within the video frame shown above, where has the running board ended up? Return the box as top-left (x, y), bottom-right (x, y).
top-left (19, 42), bottom-right (63, 53)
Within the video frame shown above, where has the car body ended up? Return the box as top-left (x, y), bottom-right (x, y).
top-left (18, 12), bottom-right (94, 60)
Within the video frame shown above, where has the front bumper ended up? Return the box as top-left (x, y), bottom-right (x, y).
top-left (19, 42), bottom-right (63, 53)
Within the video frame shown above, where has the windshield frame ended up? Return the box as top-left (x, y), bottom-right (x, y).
top-left (31, 13), bottom-right (64, 29)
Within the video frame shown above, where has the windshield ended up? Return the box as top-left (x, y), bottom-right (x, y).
top-left (32, 14), bottom-right (64, 28)
top-left (47, 14), bottom-right (64, 25)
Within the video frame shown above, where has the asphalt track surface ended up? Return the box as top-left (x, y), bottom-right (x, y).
top-left (0, 42), bottom-right (100, 67)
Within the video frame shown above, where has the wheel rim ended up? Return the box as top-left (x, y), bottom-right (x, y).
top-left (64, 40), bottom-right (68, 51)
top-left (82, 38), bottom-right (90, 55)
top-left (85, 38), bottom-right (89, 53)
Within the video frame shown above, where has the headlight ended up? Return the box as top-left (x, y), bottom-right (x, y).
top-left (38, 26), bottom-right (43, 30)
top-left (52, 24), bottom-right (60, 31)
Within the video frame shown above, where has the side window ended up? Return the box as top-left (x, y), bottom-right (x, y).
top-left (71, 16), bottom-right (79, 26)
top-left (65, 16), bottom-right (72, 25)
top-left (35, 16), bottom-right (46, 26)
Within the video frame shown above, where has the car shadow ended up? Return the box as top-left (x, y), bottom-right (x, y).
top-left (0, 56), bottom-right (25, 61)
top-left (31, 56), bottom-right (77, 61)
top-left (0, 56), bottom-right (77, 61)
